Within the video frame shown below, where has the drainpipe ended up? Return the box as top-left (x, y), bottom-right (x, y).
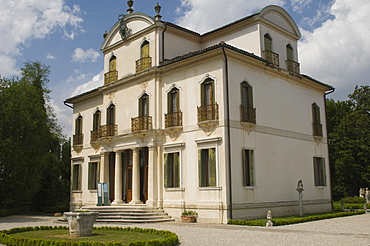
top-left (221, 43), bottom-right (233, 220)
top-left (161, 23), bottom-right (167, 63)
top-left (324, 87), bottom-right (335, 211)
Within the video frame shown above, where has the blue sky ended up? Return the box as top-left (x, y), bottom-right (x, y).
top-left (1, 0), bottom-right (369, 137)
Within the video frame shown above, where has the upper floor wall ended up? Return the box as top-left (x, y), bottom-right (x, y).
top-left (100, 5), bottom-right (302, 86)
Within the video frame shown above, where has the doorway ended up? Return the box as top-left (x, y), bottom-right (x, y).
top-left (139, 147), bottom-right (149, 203)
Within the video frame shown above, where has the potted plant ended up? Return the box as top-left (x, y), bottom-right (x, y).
top-left (181, 210), bottom-right (197, 223)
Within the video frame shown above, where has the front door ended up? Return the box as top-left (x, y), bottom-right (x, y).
top-left (139, 147), bottom-right (149, 203)
top-left (108, 152), bottom-right (115, 203)
top-left (123, 150), bottom-right (133, 203)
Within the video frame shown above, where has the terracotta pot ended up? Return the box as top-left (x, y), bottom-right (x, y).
top-left (181, 215), bottom-right (197, 223)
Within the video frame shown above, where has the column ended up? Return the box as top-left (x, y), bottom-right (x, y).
top-left (146, 144), bottom-right (157, 207)
top-left (112, 151), bottom-right (123, 204)
top-left (130, 148), bottom-right (142, 204)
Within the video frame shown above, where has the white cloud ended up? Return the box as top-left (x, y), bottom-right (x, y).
top-left (175, 0), bottom-right (285, 33)
top-left (46, 52), bottom-right (55, 60)
top-left (0, 0), bottom-right (83, 76)
top-left (71, 71), bottom-right (104, 96)
top-left (290, 0), bottom-right (312, 13)
top-left (299, 0), bottom-right (370, 100)
top-left (71, 48), bottom-right (100, 63)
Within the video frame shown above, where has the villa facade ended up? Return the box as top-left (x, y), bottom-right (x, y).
top-left (65, 3), bottom-right (334, 223)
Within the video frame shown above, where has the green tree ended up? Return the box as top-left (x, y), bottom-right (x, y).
top-left (0, 61), bottom-right (70, 210)
top-left (327, 85), bottom-right (370, 199)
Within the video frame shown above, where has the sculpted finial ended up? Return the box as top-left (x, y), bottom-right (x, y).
top-left (154, 2), bottom-right (162, 21)
top-left (127, 0), bottom-right (134, 13)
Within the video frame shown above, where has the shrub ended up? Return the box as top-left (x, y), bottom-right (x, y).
top-left (340, 196), bottom-right (366, 204)
top-left (181, 210), bottom-right (197, 216)
top-left (228, 210), bottom-right (365, 226)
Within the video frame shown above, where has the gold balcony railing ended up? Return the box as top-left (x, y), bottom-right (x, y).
top-left (286, 60), bottom-right (300, 73)
top-left (131, 116), bottom-right (152, 132)
top-left (263, 50), bottom-right (279, 67)
top-left (73, 134), bottom-right (84, 146)
top-left (312, 123), bottom-right (323, 137)
top-left (104, 70), bottom-right (118, 85)
top-left (90, 130), bottom-right (100, 142)
top-left (197, 104), bottom-right (219, 122)
top-left (240, 106), bottom-right (256, 124)
top-left (100, 124), bottom-right (117, 138)
top-left (165, 111), bottom-right (183, 128)
top-left (135, 57), bottom-right (152, 73)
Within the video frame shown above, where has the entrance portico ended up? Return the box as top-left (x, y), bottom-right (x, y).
top-left (104, 146), bottom-right (153, 206)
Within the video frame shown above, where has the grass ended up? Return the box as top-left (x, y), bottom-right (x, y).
top-left (8, 228), bottom-right (165, 244)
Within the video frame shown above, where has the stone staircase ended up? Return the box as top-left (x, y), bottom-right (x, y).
top-left (76, 205), bottom-right (175, 223)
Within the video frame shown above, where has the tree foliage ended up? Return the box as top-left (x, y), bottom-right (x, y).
top-left (327, 85), bottom-right (370, 199)
top-left (0, 61), bottom-right (70, 209)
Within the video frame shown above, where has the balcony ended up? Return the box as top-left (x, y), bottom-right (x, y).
top-left (131, 116), bottom-right (152, 132)
top-left (286, 60), bottom-right (300, 73)
top-left (312, 123), bottom-right (323, 137)
top-left (73, 134), bottom-right (84, 146)
top-left (100, 124), bottom-right (117, 138)
top-left (90, 130), bottom-right (100, 143)
top-left (197, 104), bottom-right (219, 122)
top-left (104, 70), bottom-right (118, 85)
top-left (263, 50), bottom-right (279, 67)
top-left (165, 111), bottom-right (183, 128)
top-left (240, 106), bottom-right (256, 124)
top-left (135, 57), bottom-right (152, 73)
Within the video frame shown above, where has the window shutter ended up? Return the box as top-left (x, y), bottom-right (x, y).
top-left (242, 149), bottom-right (247, 186)
top-left (209, 148), bottom-right (216, 187)
top-left (249, 150), bottom-right (254, 186)
top-left (174, 152), bottom-right (180, 188)
top-left (141, 42), bottom-right (149, 58)
top-left (164, 153), bottom-right (168, 188)
top-left (198, 149), bottom-right (204, 187)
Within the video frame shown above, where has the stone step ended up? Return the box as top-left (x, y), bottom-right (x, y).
top-left (77, 206), bottom-right (174, 223)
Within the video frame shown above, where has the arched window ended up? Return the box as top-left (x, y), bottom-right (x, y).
top-left (92, 110), bottom-right (101, 131)
top-left (141, 41), bottom-right (150, 59)
top-left (165, 88), bottom-right (182, 128)
top-left (263, 33), bottom-right (279, 66)
top-left (312, 103), bottom-right (322, 137)
top-left (240, 82), bottom-right (256, 123)
top-left (168, 88), bottom-right (179, 113)
top-left (75, 115), bottom-right (83, 135)
top-left (107, 104), bottom-right (115, 125)
top-left (201, 79), bottom-right (215, 106)
top-left (198, 78), bottom-right (218, 122)
top-left (264, 33), bottom-right (272, 51)
top-left (109, 56), bottom-right (116, 72)
top-left (286, 44), bottom-right (294, 61)
top-left (139, 93), bottom-right (149, 117)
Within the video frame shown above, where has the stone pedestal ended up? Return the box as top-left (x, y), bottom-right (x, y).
top-left (64, 212), bottom-right (99, 237)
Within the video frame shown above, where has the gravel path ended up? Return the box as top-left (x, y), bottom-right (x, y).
top-left (1, 213), bottom-right (370, 245)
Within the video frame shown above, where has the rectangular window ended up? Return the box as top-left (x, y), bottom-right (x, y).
top-left (313, 157), bottom-right (326, 186)
top-left (164, 153), bottom-right (180, 188)
top-left (88, 162), bottom-right (99, 190)
top-left (72, 164), bottom-right (81, 190)
top-left (199, 148), bottom-right (216, 187)
top-left (242, 149), bottom-right (254, 186)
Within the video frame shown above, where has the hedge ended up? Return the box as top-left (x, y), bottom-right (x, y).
top-left (0, 226), bottom-right (179, 246)
top-left (228, 210), bottom-right (366, 226)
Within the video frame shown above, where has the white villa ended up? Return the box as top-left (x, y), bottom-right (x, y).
top-left (65, 2), bottom-right (334, 223)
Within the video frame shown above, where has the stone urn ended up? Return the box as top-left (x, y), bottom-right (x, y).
top-left (64, 212), bottom-right (99, 237)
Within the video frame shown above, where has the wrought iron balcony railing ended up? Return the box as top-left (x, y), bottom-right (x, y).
top-left (312, 123), bottom-right (323, 137)
top-left (104, 70), bottom-right (118, 85)
top-left (100, 124), bottom-right (117, 138)
top-left (263, 50), bottom-right (279, 67)
top-left (135, 57), bottom-right (152, 73)
top-left (73, 134), bottom-right (84, 146)
top-left (90, 130), bottom-right (100, 142)
top-left (197, 104), bottom-right (219, 122)
top-left (131, 116), bottom-right (152, 132)
top-left (286, 60), bottom-right (300, 73)
top-left (240, 106), bottom-right (256, 124)
top-left (165, 111), bottom-right (183, 128)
